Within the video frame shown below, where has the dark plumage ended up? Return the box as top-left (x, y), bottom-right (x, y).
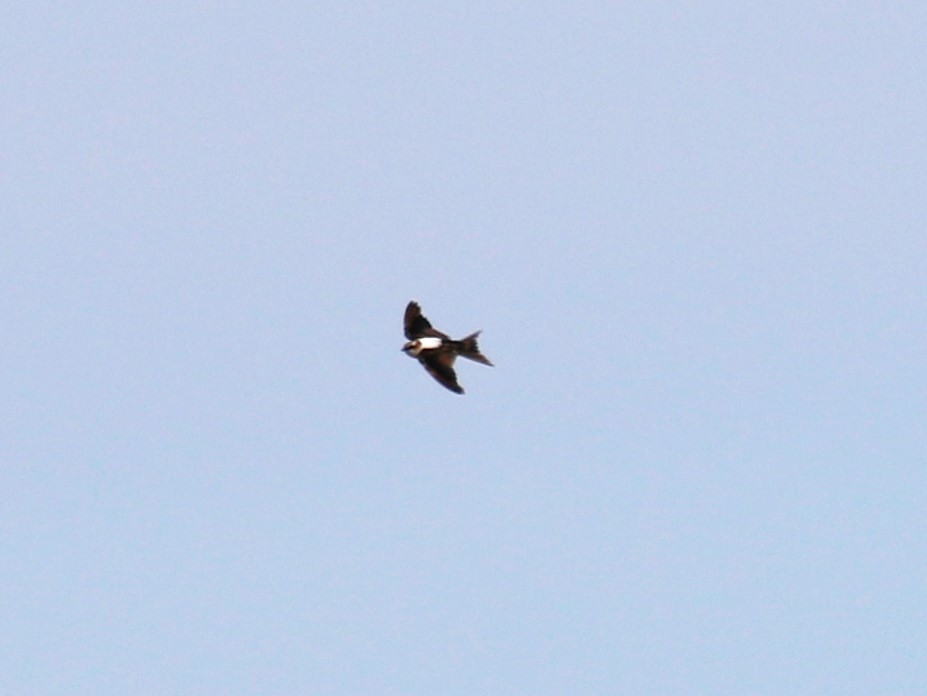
top-left (401, 301), bottom-right (493, 394)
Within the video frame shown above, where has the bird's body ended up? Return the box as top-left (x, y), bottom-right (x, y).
top-left (403, 336), bottom-right (443, 355)
top-left (401, 301), bottom-right (493, 394)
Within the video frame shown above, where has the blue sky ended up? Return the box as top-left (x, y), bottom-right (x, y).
top-left (2, 3), bottom-right (925, 694)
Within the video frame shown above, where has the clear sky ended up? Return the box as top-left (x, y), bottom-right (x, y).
top-left (2, 3), bottom-right (925, 694)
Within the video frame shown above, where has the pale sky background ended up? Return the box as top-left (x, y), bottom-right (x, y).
top-left (2, 3), bottom-right (925, 694)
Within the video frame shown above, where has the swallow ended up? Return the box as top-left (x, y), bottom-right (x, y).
top-left (401, 301), bottom-right (493, 394)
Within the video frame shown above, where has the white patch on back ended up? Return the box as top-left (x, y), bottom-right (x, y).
top-left (404, 336), bottom-right (444, 357)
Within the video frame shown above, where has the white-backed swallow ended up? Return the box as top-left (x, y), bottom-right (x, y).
top-left (401, 301), bottom-right (493, 394)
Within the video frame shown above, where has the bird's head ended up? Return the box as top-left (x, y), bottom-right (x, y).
top-left (401, 339), bottom-right (421, 357)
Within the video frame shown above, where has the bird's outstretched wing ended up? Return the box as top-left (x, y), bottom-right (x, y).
top-left (419, 352), bottom-right (463, 394)
top-left (404, 301), bottom-right (449, 340)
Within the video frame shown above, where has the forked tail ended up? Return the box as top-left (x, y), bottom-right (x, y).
top-left (455, 331), bottom-right (493, 366)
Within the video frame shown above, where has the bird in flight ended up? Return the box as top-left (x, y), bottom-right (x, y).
top-left (401, 301), bottom-right (493, 394)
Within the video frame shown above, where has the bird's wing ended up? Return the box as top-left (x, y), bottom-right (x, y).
top-left (404, 301), bottom-right (431, 339)
top-left (404, 301), bottom-right (449, 340)
top-left (419, 352), bottom-right (463, 394)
